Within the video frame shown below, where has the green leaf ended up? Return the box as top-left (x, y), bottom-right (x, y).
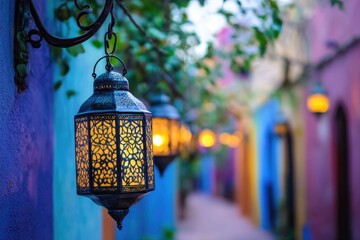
top-left (91, 40), bottom-right (102, 49)
top-left (66, 44), bottom-right (85, 57)
top-left (254, 27), bottom-right (267, 55)
top-left (330, 0), bottom-right (344, 9)
top-left (66, 90), bottom-right (77, 99)
top-left (53, 80), bottom-right (62, 91)
top-left (148, 27), bottom-right (167, 41)
top-left (16, 64), bottom-right (27, 78)
top-left (58, 59), bottom-right (70, 76)
top-left (54, 4), bottom-right (71, 22)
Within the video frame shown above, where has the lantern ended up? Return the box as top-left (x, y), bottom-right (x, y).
top-left (307, 81), bottom-right (330, 116)
top-left (150, 94), bottom-right (180, 175)
top-left (219, 132), bottom-right (242, 148)
top-left (274, 112), bottom-right (288, 136)
top-left (198, 129), bottom-right (216, 148)
top-left (74, 59), bottom-right (154, 230)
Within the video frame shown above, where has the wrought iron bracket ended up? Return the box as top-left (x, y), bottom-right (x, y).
top-left (25, 0), bottom-right (114, 48)
top-left (14, 0), bottom-right (115, 91)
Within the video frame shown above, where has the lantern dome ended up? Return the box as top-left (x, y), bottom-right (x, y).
top-left (74, 70), bottom-right (154, 230)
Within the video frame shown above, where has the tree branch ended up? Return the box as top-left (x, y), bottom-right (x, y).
top-left (115, 0), bottom-right (167, 56)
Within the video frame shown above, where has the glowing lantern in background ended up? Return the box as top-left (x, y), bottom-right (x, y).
top-left (274, 111), bottom-right (289, 136)
top-left (150, 94), bottom-right (180, 175)
top-left (307, 81), bottom-right (330, 116)
top-left (198, 129), bottom-right (216, 148)
top-left (219, 132), bottom-right (242, 148)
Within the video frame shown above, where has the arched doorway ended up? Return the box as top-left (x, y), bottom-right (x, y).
top-left (334, 105), bottom-right (351, 240)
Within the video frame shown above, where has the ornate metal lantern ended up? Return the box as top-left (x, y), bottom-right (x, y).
top-left (150, 94), bottom-right (180, 175)
top-left (74, 57), bottom-right (155, 230)
top-left (307, 81), bottom-right (330, 116)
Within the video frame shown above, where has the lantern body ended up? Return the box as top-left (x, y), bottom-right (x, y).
top-left (219, 132), bottom-right (241, 148)
top-left (74, 71), bottom-right (154, 229)
top-left (150, 94), bottom-right (180, 175)
top-left (307, 81), bottom-right (330, 115)
top-left (307, 93), bottom-right (330, 114)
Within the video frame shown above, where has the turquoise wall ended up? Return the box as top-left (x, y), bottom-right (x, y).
top-left (254, 100), bottom-right (281, 231)
top-left (53, 43), bottom-right (104, 240)
top-left (117, 162), bottom-right (178, 240)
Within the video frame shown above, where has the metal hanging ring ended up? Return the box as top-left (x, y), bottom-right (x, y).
top-left (27, 29), bottom-right (43, 48)
top-left (92, 55), bottom-right (128, 79)
top-left (104, 32), bottom-right (117, 55)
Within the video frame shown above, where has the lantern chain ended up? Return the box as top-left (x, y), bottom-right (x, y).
top-left (104, 5), bottom-right (116, 72)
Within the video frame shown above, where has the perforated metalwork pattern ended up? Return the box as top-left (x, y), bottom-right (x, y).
top-left (75, 117), bottom-right (90, 192)
top-left (90, 115), bottom-right (118, 192)
top-left (119, 115), bottom-right (146, 192)
top-left (146, 116), bottom-right (154, 188)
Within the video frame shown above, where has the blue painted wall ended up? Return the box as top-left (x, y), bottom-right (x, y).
top-left (254, 100), bottom-right (281, 231)
top-left (199, 152), bottom-right (215, 195)
top-left (0, 1), bottom-right (53, 239)
top-left (53, 42), bottom-right (104, 240)
top-left (117, 161), bottom-right (178, 240)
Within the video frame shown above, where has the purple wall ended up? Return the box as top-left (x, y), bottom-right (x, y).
top-left (305, 1), bottom-right (360, 239)
top-left (0, 1), bottom-right (53, 239)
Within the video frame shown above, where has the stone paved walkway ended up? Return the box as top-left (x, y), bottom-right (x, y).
top-left (176, 193), bottom-right (274, 240)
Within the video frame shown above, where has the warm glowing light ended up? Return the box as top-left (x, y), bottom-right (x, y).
top-left (219, 133), bottom-right (231, 145)
top-left (307, 93), bottom-right (330, 114)
top-left (275, 123), bottom-right (288, 135)
top-left (219, 132), bottom-right (242, 148)
top-left (153, 134), bottom-right (164, 147)
top-left (180, 124), bottom-right (192, 150)
top-left (199, 129), bottom-right (216, 148)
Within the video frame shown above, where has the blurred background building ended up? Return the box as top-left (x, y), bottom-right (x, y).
top-left (1, 0), bottom-right (360, 240)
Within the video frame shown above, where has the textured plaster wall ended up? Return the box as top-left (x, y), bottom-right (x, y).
top-left (306, 1), bottom-right (360, 239)
top-left (53, 42), bottom-right (103, 240)
top-left (117, 164), bottom-right (178, 240)
top-left (0, 0), bottom-right (53, 239)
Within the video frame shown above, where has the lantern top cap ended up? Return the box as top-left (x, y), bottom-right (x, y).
top-left (150, 93), bottom-right (180, 119)
top-left (149, 94), bottom-right (170, 104)
top-left (94, 71), bottom-right (129, 91)
top-left (310, 81), bottom-right (327, 95)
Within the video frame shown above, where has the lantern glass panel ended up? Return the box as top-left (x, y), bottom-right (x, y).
top-left (152, 118), bottom-right (170, 155)
top-left (75, 117), bottom-right (90, 193)
top-left (119, 115), bottom-right (146, 192)
top-left (90, 115), bottom-right (118, 192)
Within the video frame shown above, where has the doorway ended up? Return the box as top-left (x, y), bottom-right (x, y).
top-left (334, 105), bottom-right (351, 240)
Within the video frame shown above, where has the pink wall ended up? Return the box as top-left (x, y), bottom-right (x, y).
top-left (305, 1), bottom-right (360, 239)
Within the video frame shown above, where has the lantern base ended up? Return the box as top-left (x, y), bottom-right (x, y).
top-left (154, 155), bottom-right (177, 175)
top-left (108, 209), bottom-right (129, 230)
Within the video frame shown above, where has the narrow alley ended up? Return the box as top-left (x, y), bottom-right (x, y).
top-left (176, 193), bottom-right (273, 240)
